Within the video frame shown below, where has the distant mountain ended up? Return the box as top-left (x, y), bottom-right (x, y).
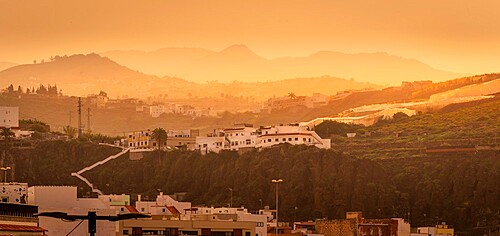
top-left (0, 53), bottom-right (380, 99)
top-left (102, 45), bottom-right (463, 84)
top-left (0, 54), bottom-right (194, 98)
top-left (0, 61), bottom-right (18, 72)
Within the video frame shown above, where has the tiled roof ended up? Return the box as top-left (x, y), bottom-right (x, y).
top-left (0, 224), bottom-right (46, 232)
top-left (125, 205), bottom-right (139, 213)
top-left (166, 206), bottom-right (180, 215)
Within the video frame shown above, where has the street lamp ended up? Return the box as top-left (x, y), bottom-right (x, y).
top-left (1, 167), bottom-right (11, 183)
top-left (228, 188), bottom-right (233, 208)
top-left (272, 179), bottom-right (283, 236)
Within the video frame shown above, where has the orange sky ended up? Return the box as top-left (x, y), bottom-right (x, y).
top-left (1, 0), bottom-right (499, 74)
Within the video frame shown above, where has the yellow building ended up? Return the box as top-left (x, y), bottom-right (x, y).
top-left (435, 223), bottom-right (454, 236)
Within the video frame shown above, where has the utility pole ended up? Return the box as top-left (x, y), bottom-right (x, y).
top-left (78, 97), bottom-right (82, 138)
top-left (87, 107), bottom-right (91, 133)
top-left (68, 111), bottom-right (72, 127)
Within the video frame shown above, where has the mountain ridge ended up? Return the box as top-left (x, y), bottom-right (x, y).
top-left (0, 53), bottom-right (380, 99)
top-left (101, 44), bottom-right (464, 84)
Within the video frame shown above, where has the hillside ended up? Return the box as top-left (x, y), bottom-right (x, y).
top-left (313, 96), bottom-right (500, 159)
top-left (3, 141), bottom-right (498, 233)
top-left (0, 54), bottom-right (194, 98)
top-left (102, 45), bottom-right (462, 85)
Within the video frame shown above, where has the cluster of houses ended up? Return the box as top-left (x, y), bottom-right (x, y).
top-left (0, 181), bottom-right (457, 236)
top-left (144, 103), bottom-right (219, 118)
top-left (124, 123), bottom-right (331, 154)
top-left (261, 93), bottom-right (329, 113)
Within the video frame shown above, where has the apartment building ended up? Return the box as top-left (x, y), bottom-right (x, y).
top-left (257, 125), bottom-right (331, 149)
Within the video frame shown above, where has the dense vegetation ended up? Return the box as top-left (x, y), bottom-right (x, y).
top-left (1, 140), bottom-right (498, 233)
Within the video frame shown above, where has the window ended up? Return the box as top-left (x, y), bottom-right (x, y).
top-left (257, 222), bottom-right (265, 227)
top-left (141, 208), bottom-right (145, 211)
top-left (295, 137), bottom-right (298, 141)
top-left (288, 138), bottom-right (292, 141)
top-left (283, 138), bottom-right (286, 141)
top-left (275, 138), bottom-right (278, 142)
top-left (163, 208), bottom-right (166, 212)
top-left (121, 207), bottom-right (124, 211)
top-left (123, 230), bottom-right (129, 235)
top-left (268, 139), bottom-right (271, 142)
top-left (303, 138), bottom-right (306, 141)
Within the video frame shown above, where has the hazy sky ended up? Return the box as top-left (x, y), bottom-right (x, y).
top-left (1, 0), bottom-right (499, 74)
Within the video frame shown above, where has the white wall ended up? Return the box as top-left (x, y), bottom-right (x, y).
top-left (28, 186), bottom-right (118, 236)
top-left (0, 106), bottom-right (19, 128)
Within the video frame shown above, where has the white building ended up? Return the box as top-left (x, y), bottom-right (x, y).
top-left (135, 192), bottom-right (191, 217)
top-left (257, 125), bottom-right (331, 149)
top-left (0, 106), bottom-right (19, 128)
top-left (149, 105), bottom-right (166, 118)
top-left (196, 124), bottom-right (331, 154)
top-left (28, 186), bottom-right (118, 236)
top-left (196, 136), bottom-right (227, 154)
top-left (223, 124), bottom-right (258, 151)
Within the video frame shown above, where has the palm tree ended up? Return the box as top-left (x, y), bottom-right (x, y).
top-left (63, 126), bottom-right (77, 139)
top-left (288, 92), bottom-right (296, 99)
top-left (151, 128), bottom-right (168, 150)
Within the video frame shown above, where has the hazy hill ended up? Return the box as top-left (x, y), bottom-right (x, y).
top-left (102, 45), bottom-right (462, 85)
top-left (0, 61), bottom-right (17, 71)
top-left (102, 47), bottom-right (214, 76)
top-left (0, 53), bottom-right (380, 99)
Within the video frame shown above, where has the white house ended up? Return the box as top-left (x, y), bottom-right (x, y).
top-left (257, 125), bottom-right (331, 149)
top-left (223, 124), bottom-right (258, 151)
top-left (196, 136), bottom-right (227, 154)
top-left (135, 192), bottom-right (191, 218)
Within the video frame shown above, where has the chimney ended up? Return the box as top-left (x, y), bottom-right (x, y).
top-left (138, 194), bottom-right (141, 202)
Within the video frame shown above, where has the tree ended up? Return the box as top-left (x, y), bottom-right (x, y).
top-left (288, 92), bottom-right (296, 99)
top-left (63, 126), bottom-right (77, 139)
top-left (0, 127), bottom-right (15, 144)
top-left (151, 128), bottom-right (168, 150)
top-left (7, 84), bottom-right (14, 93)
top-left (36, 84), bottom-right (47, 94)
